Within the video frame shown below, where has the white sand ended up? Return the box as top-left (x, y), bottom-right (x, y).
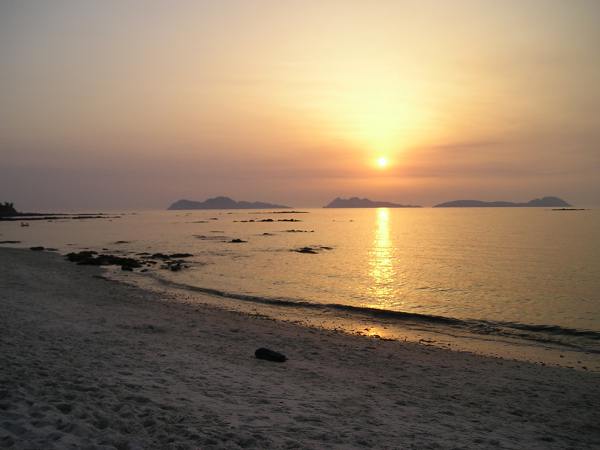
top-left (1, 248), bottom-right (599, 449)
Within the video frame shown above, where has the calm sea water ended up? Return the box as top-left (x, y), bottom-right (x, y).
top-left (2, 208), bottom-right (599, 363)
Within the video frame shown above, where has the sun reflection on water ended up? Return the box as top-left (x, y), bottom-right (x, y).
top-left (368, 208), bottom-right (395, 306)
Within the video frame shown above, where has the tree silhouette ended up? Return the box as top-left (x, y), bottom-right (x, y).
top-left (0, 202), bottom-right (18, 216)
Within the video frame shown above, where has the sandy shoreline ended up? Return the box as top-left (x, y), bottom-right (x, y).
top-left (1, 248), bottom-right (599, 449)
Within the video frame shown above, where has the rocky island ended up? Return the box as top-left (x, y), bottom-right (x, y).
top-left (168, 196), bottom-right (290, 210)
top-left (324, 197), bottom-right (421, 208)
top-left (434, 196), bottom-right (571, 208)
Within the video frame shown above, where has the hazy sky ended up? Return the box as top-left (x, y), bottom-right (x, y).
top-left (1, 0), bottom-right (599, 209)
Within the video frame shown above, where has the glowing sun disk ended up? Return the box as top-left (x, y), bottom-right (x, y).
top-left (376, 156), bottom-right (389, 168)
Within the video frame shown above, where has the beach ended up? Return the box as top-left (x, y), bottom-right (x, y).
top-left (1, 247), bottom-right (599, 449)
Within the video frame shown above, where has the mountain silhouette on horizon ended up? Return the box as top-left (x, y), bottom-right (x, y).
top-left (168, 196), bottom-right (291, 210)
top-left (434, 196), bottom-right (571, 208)
top-left (324, 197), bottom-right (421, 208)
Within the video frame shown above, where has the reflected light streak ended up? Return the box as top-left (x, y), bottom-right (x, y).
top-left (368, 208), bottom-right (395, 306)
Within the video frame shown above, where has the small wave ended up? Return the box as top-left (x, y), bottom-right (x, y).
top-left (150, 275), bottom-right (600, 354)
top-left (506, 322), bottom-right (600, 340)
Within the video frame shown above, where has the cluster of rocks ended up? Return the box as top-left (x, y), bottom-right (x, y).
top-left (194, 235), bottom-right (228, 241)
top-left (293, 246), bottom-right (333, 254)
top-left (138, 252), bottom-right (193, 259)
top-left (25, 246), bottom-right (58, 252)
top-left (137, 252), bottom-right (194, 271)
top-left (65, 251), bottom-right (194, 272)
top-left (66, 251), bottom-right (143, 271)
top-left (193, 235), bottom-right (248, 244)
top-left (234, 218), bottom-right (302, 223)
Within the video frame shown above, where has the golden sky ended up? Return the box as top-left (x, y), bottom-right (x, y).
top-left (1, 0), bottom-right (599, 208)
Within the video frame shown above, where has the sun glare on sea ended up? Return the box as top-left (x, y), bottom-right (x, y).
top-left (376, 156), bottom-right (389, 169)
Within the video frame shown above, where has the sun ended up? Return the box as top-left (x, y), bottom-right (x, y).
top-left (376, 156), bottom-right (389, 169)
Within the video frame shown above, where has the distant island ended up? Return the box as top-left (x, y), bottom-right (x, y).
top-left (0, 201), bottom-right (119, 221)
top-left (168, 196), bottom-right (291, 210)
top-left (0, 202), bottom-right (18, 217)
top-left (324, 197), bottom-right (421, 208)
top-left (434, 196), bottom-right (571, 208)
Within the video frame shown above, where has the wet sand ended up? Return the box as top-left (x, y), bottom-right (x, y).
top-left (1, 247), bottom-right (599, 449)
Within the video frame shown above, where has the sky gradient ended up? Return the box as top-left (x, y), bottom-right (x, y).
top-left (1, 0), bottom-right (599, 209)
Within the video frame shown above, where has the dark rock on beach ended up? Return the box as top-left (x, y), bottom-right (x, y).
top-left (29, 246), bottom-right (45, 251)
top-left (255, 348), bottom-right (287, 363)
top-left (229, 239), bottom-right (247, 243)
top-left (0, 240), bottom-right (21, 244)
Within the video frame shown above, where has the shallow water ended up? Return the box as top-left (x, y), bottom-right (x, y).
top-left (2, 207), bottom-right (599, 363)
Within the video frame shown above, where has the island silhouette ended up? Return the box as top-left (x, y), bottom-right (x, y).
top-left (168, 196), bottom-right (291, 210)
top-left (434, 196), bottom-right (571, 208)
top-left (0, 202), bottom-right (119, 221)
top-left (324, 197), bottom-right (421, 208)
top-left (0, 202), bottom-right (18, 217)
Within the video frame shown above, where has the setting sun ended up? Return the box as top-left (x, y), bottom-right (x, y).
top-left (376, 156), bottom-right (389, 169)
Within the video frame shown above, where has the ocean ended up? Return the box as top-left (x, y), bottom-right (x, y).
top-left (2, 207), bottom-right (599, 369)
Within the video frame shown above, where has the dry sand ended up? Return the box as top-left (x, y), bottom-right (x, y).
top-left (1, 247), bottom-right (599, 449)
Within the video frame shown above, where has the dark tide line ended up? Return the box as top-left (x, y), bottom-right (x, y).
top-left (149, 275), bottom-right (600, 354)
